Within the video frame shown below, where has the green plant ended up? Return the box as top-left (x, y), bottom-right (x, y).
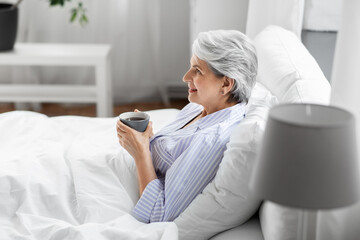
top-left (12, 0), bottom-right (88, 26)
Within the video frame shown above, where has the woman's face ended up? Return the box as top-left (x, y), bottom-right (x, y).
top-left (183, 55), bottom-right (225, 109)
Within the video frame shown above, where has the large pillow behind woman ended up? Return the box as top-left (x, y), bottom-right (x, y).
top-left (174, 82), bottom-right (277, 240)
top-left (255, 25), bottom-right (331, 104)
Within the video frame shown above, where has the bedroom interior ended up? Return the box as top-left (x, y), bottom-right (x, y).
top-left (0, 0), bottom-right (359, 240)
top-left (0, 0), bottom-right (338, 117)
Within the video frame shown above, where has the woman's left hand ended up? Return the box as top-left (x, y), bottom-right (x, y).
top-left (116, 120), bottom-right (153, 160)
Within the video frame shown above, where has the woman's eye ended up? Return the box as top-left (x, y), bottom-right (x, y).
top-left (196, 68), bottom-right (201, 74)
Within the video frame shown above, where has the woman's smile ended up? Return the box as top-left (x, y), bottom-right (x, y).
top-left (188, 88), bottom-right (197, 93)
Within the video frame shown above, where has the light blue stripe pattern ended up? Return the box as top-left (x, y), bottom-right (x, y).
top-left (132, 102), bottom-right (246, 223)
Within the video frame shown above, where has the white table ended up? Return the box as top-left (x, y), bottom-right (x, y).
top-left (0, 43), bottom-right (113, 117)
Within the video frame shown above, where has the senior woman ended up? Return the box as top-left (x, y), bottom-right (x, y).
top-left (116, 30), bottom-right (257, 223)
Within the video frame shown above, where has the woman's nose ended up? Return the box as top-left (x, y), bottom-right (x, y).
top-left (183, 70), bottom-right (191, 83)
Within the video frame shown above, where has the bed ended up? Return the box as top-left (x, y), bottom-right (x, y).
top-left (0, 26), bottom-right (331, 240)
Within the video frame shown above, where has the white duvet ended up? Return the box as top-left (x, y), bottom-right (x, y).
top-left (0, 109), bottom-right (180, 240)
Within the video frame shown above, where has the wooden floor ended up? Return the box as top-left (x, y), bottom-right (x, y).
top-left (0, 99), bottom-right (189, 117)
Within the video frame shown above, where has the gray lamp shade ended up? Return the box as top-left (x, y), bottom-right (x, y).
top-left (250, 103), bottom-right (360, 209)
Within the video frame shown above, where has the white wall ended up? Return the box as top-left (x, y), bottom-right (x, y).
top-left (159, 0), bottom-right (190, 89)
top-left (190, 0), bottom-right (249, 44)
top-left (303, 0), bottom-right (342, 31)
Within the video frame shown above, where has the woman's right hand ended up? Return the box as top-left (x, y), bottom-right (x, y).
top-left (116, 120), bottom-right (153, 158)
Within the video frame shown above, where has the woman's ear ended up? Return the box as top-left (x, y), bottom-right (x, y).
top-left (221, 77), bottom-right (235, 95)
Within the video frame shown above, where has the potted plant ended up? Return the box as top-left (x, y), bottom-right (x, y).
top-left (0, 0), bottom-right (87, 51)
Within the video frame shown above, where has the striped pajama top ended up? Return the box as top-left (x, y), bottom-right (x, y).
top-left (132, 102), bottom-right (246, 223)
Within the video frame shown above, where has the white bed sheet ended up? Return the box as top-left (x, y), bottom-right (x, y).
top-left (0, 109), bottom-right (180, 240)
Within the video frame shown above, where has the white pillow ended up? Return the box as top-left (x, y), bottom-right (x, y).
top-left (174, 82), bottom-right (278, 240)
top-left (254, 25), bottom-right (331, 104)
top-left (253, 26), bottom-right (332, 240)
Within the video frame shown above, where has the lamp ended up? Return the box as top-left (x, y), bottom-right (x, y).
top-left (250, 103), bottom-right (360, 240)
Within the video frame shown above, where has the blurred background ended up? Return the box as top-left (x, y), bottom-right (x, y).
top-left (0, 0), bottom-right (340, 116)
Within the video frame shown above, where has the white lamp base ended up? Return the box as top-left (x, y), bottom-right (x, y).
top-left (298, 210), bottom-right (317, 240)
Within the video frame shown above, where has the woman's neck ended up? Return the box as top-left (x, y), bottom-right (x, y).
top-left (201, 101), bottom-right (237, 117)
top-left (182, 101), bottom-right (237, 129)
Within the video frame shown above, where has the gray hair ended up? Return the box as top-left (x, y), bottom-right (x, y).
top-left (192, 30), bottom-right (258, 104)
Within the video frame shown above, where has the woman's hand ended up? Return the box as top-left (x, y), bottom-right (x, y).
top-left (116, 119), bottom-right (153, 160)
top-left (116, 118), bottom-right (157, 196)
